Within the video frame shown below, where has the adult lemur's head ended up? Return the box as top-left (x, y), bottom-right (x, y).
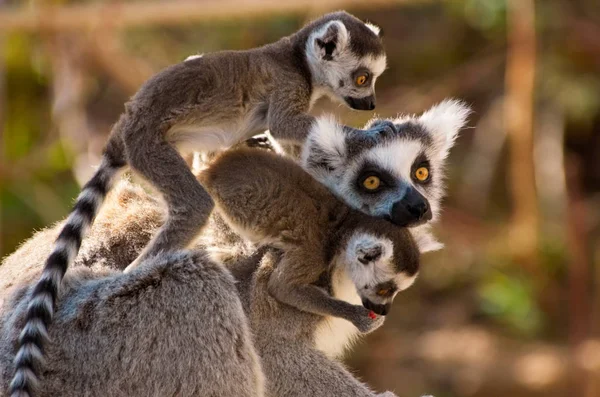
top-left (302, 99), bottom-right (470, 243)
top-left (298, 11), bottom-right (386, 111)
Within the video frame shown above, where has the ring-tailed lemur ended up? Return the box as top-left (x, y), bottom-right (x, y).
top-left (199, 147), bottom-right (422, 326)
top-left (2, 101), bottom-right (469, 396)
top-left (10, 12), bottom-right (388, 396)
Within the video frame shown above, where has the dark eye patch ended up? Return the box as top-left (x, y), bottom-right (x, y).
top-left (355, 162), bottom-right (397, 194)
top-left (374, 281), bottom-right (397, 297)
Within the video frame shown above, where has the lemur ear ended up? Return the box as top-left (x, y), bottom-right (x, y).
top-left (418, 99), bottom-right (471, 160)
top-left (356, 244), bottom-right (383, 265)
top-left (365, 22), bottom-right (382, 37)
top-left (301, 116), bottom-right (347, 178)
top-left (313, 20), bottom-right (349, 60)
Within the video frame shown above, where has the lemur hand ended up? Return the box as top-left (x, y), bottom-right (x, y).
top-left (350, 305), bottom-right (385, 333)
top-left (345, 120), bottom-right (397, 142)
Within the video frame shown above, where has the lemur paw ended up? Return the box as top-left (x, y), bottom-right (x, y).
top-left (350, 305), bottom-right (385, 333)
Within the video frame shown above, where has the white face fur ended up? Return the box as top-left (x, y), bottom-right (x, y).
top-left (342, 231), bottom-right (417, 315)
top-left (301, 99), bottom-right (471, 251)
top-left (305, 20), bottom-right (387, 110)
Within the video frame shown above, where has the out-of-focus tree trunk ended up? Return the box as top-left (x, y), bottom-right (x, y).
top-left (504, 0), bottom-right (538, 270)
top-left (459, 98), bottom-right (506, 215)
top-left (565, 157), bottom-right (592, 397)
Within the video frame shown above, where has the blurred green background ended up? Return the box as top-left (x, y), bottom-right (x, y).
top-left (1, 0), bottom-right (599, 396)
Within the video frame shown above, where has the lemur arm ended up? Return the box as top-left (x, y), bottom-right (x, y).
top-left (267, 86), bottom-right (315, 142)
top-left (267, 248), bottom-right (380, 333)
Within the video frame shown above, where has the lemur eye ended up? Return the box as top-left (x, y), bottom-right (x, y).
top-left (362, 176), bottom-right (380, 190)
top-left (376, 288), bottom-right (390, 297)
top-left (414, 167), bottom-right (429, 182)
top-left (356, 74), bottom-right (368, 86)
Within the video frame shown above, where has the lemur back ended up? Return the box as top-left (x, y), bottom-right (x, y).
top-left (9, 12), bottom-right (386, 396)
top-left (199, 148), bottom-right (420, 331)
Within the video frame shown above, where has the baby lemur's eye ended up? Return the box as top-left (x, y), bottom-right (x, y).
top-left (362, 176), bottom-right (381, 190)
top-left (355, 73), bottom-right (368, 86)
top-left (376, 288), bottom-right (390, 297)
top-left (414, 167), bottom-right (429, 182)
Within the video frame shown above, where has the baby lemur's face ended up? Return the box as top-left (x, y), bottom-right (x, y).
top-left (342, 230), bottom-right (419, 316)
top-left (302, 100), bottom-right (470, 229)
top-left (306, 18), bottom-right (386, 111)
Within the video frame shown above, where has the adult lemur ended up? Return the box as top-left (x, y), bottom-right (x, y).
top-left (2, 101), bottom-right (470, 396)
top-left (10, 11), bottom-right (388, 396)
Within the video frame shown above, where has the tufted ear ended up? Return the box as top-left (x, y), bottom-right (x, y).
top-left (301, 115), bottom-right (347, 177)
top-left (417, 99), bottom-right (471, 160)
top-left (312, 20), bottom-right (349, 60)
top-left (364, 22), bottom-right (382, 37)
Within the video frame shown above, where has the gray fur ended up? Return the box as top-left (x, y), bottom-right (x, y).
top-left (10, 11), bottom-right (386, 395)
top-left (1, 248), bottom-right (264, 397)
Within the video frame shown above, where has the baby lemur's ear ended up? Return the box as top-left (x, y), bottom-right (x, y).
top-left (357, 244), bottom-right (383, 265)
top-left (346, 232), bottom-right (393, 265)
top-left (417, 99), bottom-right (471, 161)
top-left (313, 20), bottom-right (349, 60)
top-left (364, 22), bottom-right (382, 37)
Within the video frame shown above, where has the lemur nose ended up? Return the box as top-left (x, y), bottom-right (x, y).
top-left (367, 99), bottom-right (376, 110)
top-left (408, 200), bottom-right (429, 219)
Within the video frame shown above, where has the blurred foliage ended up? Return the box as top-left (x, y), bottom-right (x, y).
top-left (478, 270), bottom-right (544, 337)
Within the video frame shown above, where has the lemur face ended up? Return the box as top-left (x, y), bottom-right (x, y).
top-left (306, 18), bottom-right (386, 111)
top-left (343, 231), bottom-right (419, 316)
top-left (302, 99), bottom-right (470, 229)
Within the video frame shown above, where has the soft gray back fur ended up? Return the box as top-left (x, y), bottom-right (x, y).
top-left (0, 184), bottom-right (263, 397)
top-left (1, 254), bottom-right (263, 397)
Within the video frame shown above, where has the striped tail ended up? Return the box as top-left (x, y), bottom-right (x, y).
top-left (9, 157), bottom-right (123, 397)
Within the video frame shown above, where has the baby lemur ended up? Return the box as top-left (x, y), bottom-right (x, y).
top-left (10, 11), bottom-right (386, 396)
top-left (199, 148), bottom-right (420, 331)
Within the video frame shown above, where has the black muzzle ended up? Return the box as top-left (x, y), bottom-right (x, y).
top-left (344, 95), bottom-right (376, 111)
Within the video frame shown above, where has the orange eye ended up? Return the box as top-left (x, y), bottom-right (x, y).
top-left (415, 167), bottom-right (429, 182)
top-left (363, 176), bottom-right (380, 190)
top-left (377, 288), bottom-right (390, 297)
top-left (356, 74), bottom-right (368, 86)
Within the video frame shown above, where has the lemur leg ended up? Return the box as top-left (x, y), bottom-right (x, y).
top-left (124, 138), bottom-right (214, 272)
top-left (267, 248), bottom-right (382, 333)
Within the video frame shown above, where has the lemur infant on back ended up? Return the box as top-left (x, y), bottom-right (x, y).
top-left (10, 11), bottom-right (386, 396)
top-left (199, 148), bottom-right (420, 332)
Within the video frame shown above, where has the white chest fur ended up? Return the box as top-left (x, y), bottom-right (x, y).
top-left (313, 266), bottom-right (362, 358)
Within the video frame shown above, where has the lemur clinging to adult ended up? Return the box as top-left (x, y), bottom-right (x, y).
top-left (9, 11), bottom-right (387, 396)
top-left (199, 147), bottom-right (421, 327)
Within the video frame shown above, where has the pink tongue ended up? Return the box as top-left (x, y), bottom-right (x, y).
top-left (368, 311), bottom-right (377, 319)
